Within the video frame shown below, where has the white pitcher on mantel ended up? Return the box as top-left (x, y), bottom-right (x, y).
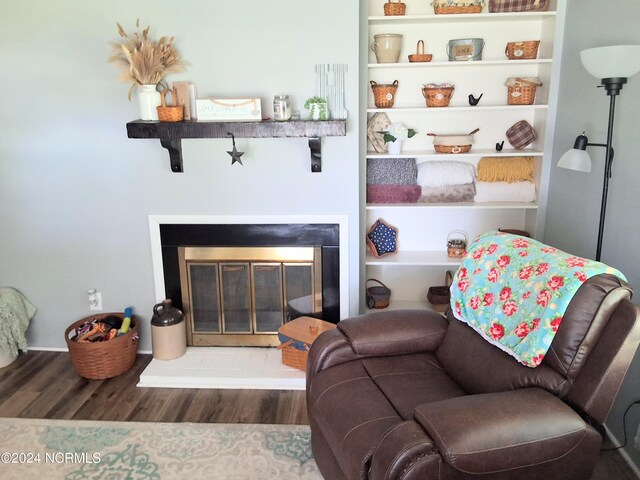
top-left (138, 84), bottom-right (161, 121)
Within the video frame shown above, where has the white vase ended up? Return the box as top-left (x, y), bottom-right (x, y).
top-left (138, 84), bottom-right (161, 121)
top-left (387, 139), bottom-right (402, 155)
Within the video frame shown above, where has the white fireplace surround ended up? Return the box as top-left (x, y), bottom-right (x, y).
top-left (148, 214), bottom-right (350, 319)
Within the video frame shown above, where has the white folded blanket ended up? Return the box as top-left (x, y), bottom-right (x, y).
top-left (417, 161), bottom-right (476, 188)
top-left (474, 181), bottom-right (536, 203)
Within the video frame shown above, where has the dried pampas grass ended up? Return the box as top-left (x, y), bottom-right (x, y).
top-left (108, 19), bottom-right (189, 99)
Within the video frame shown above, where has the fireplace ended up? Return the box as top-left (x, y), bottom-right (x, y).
top-left (179, 246), bottom-right (323, 346)
top-left (150, 217), bottom-right (344, 347)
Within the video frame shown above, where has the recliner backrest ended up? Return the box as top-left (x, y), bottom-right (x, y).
top-left (436, 274), bottom-right (634, 405)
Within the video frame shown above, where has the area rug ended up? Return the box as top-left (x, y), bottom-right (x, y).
top-left (0, 418), bottom-right (322, 479)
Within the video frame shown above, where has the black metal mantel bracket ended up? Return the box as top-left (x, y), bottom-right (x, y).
top-left (160, 139), bottom-right (184, 173)
top-left (126, 120), bottom-right (346, 173)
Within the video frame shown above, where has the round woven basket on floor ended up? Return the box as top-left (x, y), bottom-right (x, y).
top-left (65, 312), bottom-right (139, 380)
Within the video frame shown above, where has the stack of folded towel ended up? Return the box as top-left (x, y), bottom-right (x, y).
top-left (366, 158), bottom-right (421, 204)
top-left (417, 160), bottom-right (476, 203)
top-left (474, 156), bottom-right (536, 203)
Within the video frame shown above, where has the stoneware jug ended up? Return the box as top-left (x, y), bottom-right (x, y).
top-left (371, 34), bottom-right (403, 63)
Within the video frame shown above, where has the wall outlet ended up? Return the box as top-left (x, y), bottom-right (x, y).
top-left (88, 289), bottom-right (103, 311)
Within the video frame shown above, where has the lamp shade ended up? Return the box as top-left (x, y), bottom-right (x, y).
top-left (580, 45), bottom-right (640, 79)
top-left (558, 148), bottom-right (592, 173)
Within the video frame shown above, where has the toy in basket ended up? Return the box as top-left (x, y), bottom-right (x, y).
top-left (277, 316), bottom-right (336, 371)
top-left (65, 310), bottom-right (139, 380)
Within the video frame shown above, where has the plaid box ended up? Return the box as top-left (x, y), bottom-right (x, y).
top-left (506, 120), bottom-right (537, 150)
top-left (489, 0), bottom-right (548, 12)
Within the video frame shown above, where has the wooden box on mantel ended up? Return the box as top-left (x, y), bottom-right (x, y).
top-left (277, 316), bottom-right (336, 371)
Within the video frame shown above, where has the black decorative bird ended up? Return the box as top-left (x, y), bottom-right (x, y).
top-left (468, 93), bottom-right (483, 106)
top-left (227, 132), bottom-right (244, 166)
top-left (496, 141), bottom-right (504, 152)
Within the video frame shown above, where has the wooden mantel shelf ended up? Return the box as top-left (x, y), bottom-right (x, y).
top-left (126, 119), bottom-right (347, 173)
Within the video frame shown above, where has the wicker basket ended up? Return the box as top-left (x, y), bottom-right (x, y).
top-left (447, 230), bottom-right (468, 258)
top-left (427, 270), bottom-right (454, 313)
top-left (422, 85), bottom-right (454, 107)
top-left (277, 317), bottom-right (336, 371)
top-left (157, 88), bottom-right (184, 122)
top-left (366, 279), bottom-right (392, 309)
top-left (505, 40), bottom-right (540, 60)
top-left (432, 2), bottom-right (483, 14)
top-left (371, 80), bottom-right (399, 108)
top-left (506, 77), bottom-right (542, 105)
top-left (434, 144), bottom-right (472, 154)
top-left (384, 0), bottom-right (406, 15)
top-left (408, 40), bottom-right (432, 63)
top-left (65, 312), bottom-right (138, 380)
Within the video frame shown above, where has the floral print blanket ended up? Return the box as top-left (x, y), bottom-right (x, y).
top-left (450, 231), bottom-right (625, 368)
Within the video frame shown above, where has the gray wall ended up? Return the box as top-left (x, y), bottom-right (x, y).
top-left (0, 0), bottom-right (361, 351)
top-left (546, 0), bottom-right (640, 467)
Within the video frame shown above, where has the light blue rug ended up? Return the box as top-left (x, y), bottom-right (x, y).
top-left (0, 418), bottom-right (322, 479)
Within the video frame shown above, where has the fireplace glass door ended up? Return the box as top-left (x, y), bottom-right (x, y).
top-left (179, 247), bottom-right (322, 346)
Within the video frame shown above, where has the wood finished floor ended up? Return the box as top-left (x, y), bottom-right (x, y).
top-left (0, 351), bottom-right (636, 479)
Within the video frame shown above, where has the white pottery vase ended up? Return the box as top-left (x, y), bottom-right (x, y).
top-left (387, 139), bottom-right (402, 155)
top-left (138, 84), bottom-right (161, 121)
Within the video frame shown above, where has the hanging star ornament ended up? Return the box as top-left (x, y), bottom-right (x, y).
top-left (226, 132), bottom-right (244, 166)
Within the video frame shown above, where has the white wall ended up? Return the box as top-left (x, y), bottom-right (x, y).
top-left (545, 0), bottom-right (640, 468)
top-left (0, 0), bottom-right (361, 351)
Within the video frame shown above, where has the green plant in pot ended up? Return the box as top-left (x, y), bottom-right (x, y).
top-left (304, 96), bottom-right (329, 120)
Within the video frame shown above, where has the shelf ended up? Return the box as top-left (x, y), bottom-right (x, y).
top-left (366, 202), bottom-right (538, 210)
top-left (126, 119), bottom-right (347, 173)
top-left (368, 59), bottom-right (552, 68)
top-left (366, 250), bottom-right (463, 266)
top-left (367, 105), bottom-right (548, 113)
top-left (368, 11), bottom-right (556, 25)
top-left (366, 148), bottom-right (543, 159)
top-left (366, 299), bottom-right (437, 312)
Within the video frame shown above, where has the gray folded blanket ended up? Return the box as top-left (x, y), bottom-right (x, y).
top-left (0, 287), bottom-right (37, 357)
top-left (419, 183), bottom-right (476, 203)
top-left (367, 158), bottom-right (417, 185)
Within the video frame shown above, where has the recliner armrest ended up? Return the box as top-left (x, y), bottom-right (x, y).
top-left (414, 388), bottom-right (599, 475)
top-left (338, 309), bottom-right (448, 356)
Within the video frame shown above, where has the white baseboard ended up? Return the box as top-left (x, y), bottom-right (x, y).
top-left (604, 424), bottom-right (640, 479)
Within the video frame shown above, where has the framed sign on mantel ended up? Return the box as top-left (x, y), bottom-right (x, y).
top-left (196, 98), bottom-right (262, 122)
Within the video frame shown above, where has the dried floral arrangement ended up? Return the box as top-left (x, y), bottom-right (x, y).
top-left (108, 19), bottom-right (189, 99)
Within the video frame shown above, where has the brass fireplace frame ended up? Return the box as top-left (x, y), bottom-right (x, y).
top-left (178, 246), bottom-right (322, 346)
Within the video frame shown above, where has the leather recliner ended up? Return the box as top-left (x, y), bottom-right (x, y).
top-left (306, 274), bottom-right (640, 479)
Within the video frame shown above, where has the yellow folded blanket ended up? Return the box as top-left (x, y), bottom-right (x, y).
top-left (477, 156), bottom-right (534, 183)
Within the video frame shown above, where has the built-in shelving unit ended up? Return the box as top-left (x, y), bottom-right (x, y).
top-left (127, 119), bottom-right (347, 173)
top-left (363, 0), bottom-right (565, 312)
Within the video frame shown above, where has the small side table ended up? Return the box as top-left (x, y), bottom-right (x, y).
top-left (277, 316), bottom-right (336, 371)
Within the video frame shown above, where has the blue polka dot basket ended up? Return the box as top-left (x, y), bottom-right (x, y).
top-left (366, 218), bottom-right (399, 257)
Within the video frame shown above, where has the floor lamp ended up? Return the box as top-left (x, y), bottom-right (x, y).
top-left (558, 45), bottom-right (640, 262)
